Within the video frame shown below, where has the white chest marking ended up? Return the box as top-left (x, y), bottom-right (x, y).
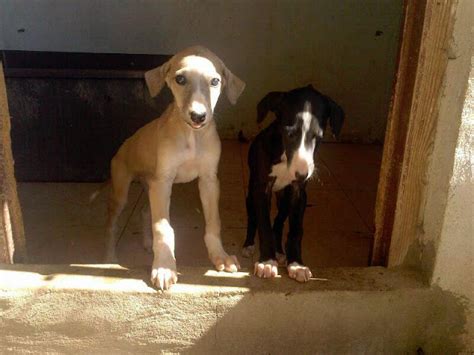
top-left (270, 154), bottom-right (294, 192)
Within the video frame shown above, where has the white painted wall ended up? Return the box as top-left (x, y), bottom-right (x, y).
top-left (0, 0), bottom-right (403, 141)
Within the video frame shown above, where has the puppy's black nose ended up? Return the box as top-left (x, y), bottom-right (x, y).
top-left (295, 172), bottom-right (308, 181)
top-left (190, 111), bottom-right (206, 124)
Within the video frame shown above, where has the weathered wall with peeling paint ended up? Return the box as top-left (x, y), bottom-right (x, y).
top-left (416, 0), bottom-right (473, 349)
top-left (429, 56), bottom-right (473, 351)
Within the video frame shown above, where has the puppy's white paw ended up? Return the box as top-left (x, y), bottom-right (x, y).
top-left (151, 253), bottom-right (177, 290)
top-left (276, 252), bottom-right (287, 266)
top-left (241, 245), bottom-right (255, 258)
top-left (151, 267), bottom-right (178, 290)
top-left (254, 260), bottom-right (279, 278)
top-left (212, 254), bottom-right (241, 273)
top-left (287, 262), bottom-right (312, 282)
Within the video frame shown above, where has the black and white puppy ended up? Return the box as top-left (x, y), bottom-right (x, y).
top-left (242, 85), bottom-right (344, 282)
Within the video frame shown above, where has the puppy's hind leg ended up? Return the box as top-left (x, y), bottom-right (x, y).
top-left (104, 157), bottom-right (132, 263)
top-left (242, 193), bottom-right (257, 258)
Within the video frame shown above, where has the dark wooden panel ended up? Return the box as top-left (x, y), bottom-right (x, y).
top-left (3, 51), bottom-right (173, 182)
top-left (2, 50), bottom-right (170, 78)
top-left (4, 68), bottom-right (145, 79)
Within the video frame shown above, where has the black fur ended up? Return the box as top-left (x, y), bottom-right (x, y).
top-left (244, 85), bottom-right (344, 266)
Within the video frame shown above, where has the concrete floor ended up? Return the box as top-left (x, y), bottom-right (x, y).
top-left (18, 141), bottom-right (382, 270)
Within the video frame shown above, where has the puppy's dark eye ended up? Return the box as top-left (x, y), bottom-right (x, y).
top-left (210, 78), bottom-right (220, 87)
top-left (175, 75), bottom-right (186, 85)
top-left (285, 126), bottom-right (298, 137)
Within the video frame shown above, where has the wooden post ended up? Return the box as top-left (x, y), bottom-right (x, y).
top-left (372, 0), bottom-right (458, 266)
top-left (0, 62), bottom-right (27, 263)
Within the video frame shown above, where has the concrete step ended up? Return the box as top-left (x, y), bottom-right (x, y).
top-left (0, 264), bottom-right (461, 354)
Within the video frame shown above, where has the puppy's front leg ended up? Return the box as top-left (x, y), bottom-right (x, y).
top-left (148, 179), bottom-right (177, 290)
top-left (252, 185), bottom-right (279, 278)
top-left (199, 174), bottom-right (240, 272)
top-left (286, 187), bottom-right (312, 283)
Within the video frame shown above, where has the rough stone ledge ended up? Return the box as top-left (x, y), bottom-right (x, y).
top-left (2, 264), bottom-right (465, 354)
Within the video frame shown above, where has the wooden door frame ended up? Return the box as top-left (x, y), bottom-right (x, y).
top-left (371, 0), bottom-right (458, 266)
top-left (0, 64), bottom-right (27, 263)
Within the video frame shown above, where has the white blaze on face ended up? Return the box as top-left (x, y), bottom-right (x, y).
top-left (289, 101), bottom-right (315, 179)
top-left (270, 102), bottom-right (316, 192)
top-left (189, 70), bottom-right (209, 118)
top-left (190, 100), bottom-right (207, 116)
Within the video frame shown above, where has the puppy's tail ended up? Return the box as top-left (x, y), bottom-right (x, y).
top-left (89, 179), bottom-right (111, 203)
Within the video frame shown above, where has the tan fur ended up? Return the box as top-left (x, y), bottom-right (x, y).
top-left (105, 46), bottom-right (245, 290)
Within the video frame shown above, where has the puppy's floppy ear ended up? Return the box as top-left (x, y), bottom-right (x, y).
top-left (144, 61), bottom-right (170, 98)
top-left (223, 67), bottom-right (245, 105)
top-left (325, 96), bottom-right (345, 138)
top-left (257, 91), bottom-right (284, 123)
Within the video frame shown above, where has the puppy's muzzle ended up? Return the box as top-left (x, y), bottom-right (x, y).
top-left (190, 111), bottom-right (206, 125)
top-left (295, 171), bottom-right (308, 182)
